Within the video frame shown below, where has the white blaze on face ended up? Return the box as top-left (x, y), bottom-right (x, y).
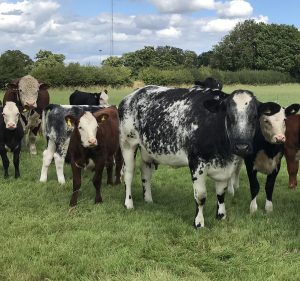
top-left (99, 91), bottom-right (109, 105)
top-left (18, 75), bottom-right (39, 107)
top-left (232, 92), bottom-right (252, 133)
top-left (259, 108), bottom-right (286, 144)
top-left (78, 112), bottom-right (98, 147)
top-left (3, 101), bottom-right (20, 130)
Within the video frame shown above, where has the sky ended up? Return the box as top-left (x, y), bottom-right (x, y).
top-left (0, 0), bottom-right (299, 65)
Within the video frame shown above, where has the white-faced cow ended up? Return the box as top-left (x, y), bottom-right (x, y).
top-left (69, 90), bottom-right (109, 106)
top-left (67, 107), bottom-right (122, 207)
top-left (40, 104), bottom-right (122, 185)
top-left (0, 102), bottom-right (24, 178)
top-left (118, 85), bottom-right (281, 228)
top-left (3, 75), bottom-right (49, 155)
top-left (241, 103), bottom-right (300, 213)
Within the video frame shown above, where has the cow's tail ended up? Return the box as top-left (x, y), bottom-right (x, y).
top-left (42, 104), bottom-right (57, 137)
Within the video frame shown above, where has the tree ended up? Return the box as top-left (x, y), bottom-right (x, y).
top-left (0, 50), bottom-right (33, 88)
top-left (197, 51), bottom-right (213, 67)
top-left (34, 50), bottom-right (65, 67)
top-left (210, 20), bottom-right (300, 73)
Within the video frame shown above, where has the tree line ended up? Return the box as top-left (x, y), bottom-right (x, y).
top-left (0, 20), bottom-right (300, 88)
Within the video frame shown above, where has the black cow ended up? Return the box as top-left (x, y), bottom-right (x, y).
top-left (69, 90), bottom-right (108, 106)
top-left (0, 102), bottom-right (24, 178)
top-left (194, 77), bottom-right (223, 90)
top-left (119, 85), bottom-right (280, 228)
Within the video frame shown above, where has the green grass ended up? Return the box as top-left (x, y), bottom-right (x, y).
top-left (0, 84), bottom-right (300, 281)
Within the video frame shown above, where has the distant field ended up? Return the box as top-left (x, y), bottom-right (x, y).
top-left (0, 84), bottom-right (299, 281)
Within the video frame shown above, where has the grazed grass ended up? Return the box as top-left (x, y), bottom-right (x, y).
top-left (0, 84), bottom-right (299, 281)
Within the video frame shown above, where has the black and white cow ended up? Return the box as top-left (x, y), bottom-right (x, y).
top-left (69, 90), bottom-right (109, 106)
top-left (242, 103), bottom-right (300, 213)
top-left (0, 102), bottom-right (24, 178)
top-left (194, 77), bottom-right (223, 90)
top-left (118, 85), bottom-right (281, 228)
top-left (40, 104), bottom-right (106, 184)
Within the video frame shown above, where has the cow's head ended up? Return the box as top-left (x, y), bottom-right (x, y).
top-left (195, 77), bottom-right (223, 90)
top-left (2, 101), bottom-right (20, 130)
top-left (203, 90), bottom-right (282, 156)
top-left (99, 90), bottom-right (109, 105)
top-left (259, 103), bottom-right (300, 144)
top-left (7, 75), bottom-right (48, 109)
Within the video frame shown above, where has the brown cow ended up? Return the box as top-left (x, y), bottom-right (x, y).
top-left (66, 107), bottom-right (122, 207)
top-left (3, 75), bottom-right (49, 155)
top-left (284, 114), bottom-right (300, 189)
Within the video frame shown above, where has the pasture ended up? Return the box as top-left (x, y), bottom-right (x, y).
top-left (0, 84), bottom-right (299, 281)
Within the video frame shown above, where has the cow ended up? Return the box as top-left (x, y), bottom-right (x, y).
top-left (40, 104), bottom-right (122, 185)
top-left (284, 114), bottom-right (300, 189)
top-left (229, 104), bottom-right (300, 213)
top-left (3, 75), bottom-right (49, 155)
top-left (0, 102), bottom-right (24, 178)
top-left (194, 77), bottom-right (223, 90)
top-left (66, 107), bottom-right (121, 207)
top-left (118, 85), bottom-right (281, 228)
top-left (69, 90), bottom-right (109, 106)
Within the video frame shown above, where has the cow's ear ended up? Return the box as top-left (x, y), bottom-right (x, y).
top-left (6, 82), bottom-right (18, 90)
top-left (194, 80), bottom-right (205, 87)
top-left (203, 99), bottom-right (225, 113)
top-left (65, 115), bottom-right (77, 127)
top-left (285, 103), bottom-right (300, 116)
top-left (95, 113), bottom-right (109, 123)
top-left (39, 83), bottom-right (49, 90)
top-left (258, 102), bottom-right (281, 116)
top-left (104, 89), bottom-right (108, 94)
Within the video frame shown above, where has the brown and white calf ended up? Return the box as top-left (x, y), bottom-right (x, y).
top-left (284, 114), bottom-right (300, 189)
top-left (0, 102), bottom-right (24, 178)
top-left (66, 107), bottom-right (122, 207)
top-left (3, 75), bottom-right (49, 155)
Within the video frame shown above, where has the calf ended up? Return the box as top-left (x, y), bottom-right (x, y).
top-left (119, 85), bottom-right (280, 228)
top-left (69, 90), bottom-right (109, 106)
top-left (231, 104), bottom-right (300, 213)
top-left (40, 104), bottom-right (122, 185)
top-left (284, 114), bottom-right (300, 189)
top-left (0, 102), bottom-right (24, 178)
top-left (66, 107), bottom-right (121, 207)
top-left (3, 75), bottom-right (49, 155)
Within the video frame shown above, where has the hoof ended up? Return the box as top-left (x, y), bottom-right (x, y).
top-left (265, 200), bottom-right (273, 213)
top-left (68, 206), bottom-right (76, 213)
top-left (194, 222), bottom-right (204, 229)
top-left (216, 213), bottom-right (226, 220)
top-left (125, 199), bottom-right (134, 209)
top-left (250, 199), bottom-right (258, 214)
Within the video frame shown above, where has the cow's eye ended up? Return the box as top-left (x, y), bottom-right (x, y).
top-left (78, 126), bottom-right (82, 130)
top-left (264, 119), bottom-right (270, 124)
top-left (2, 113), bottom-right (5, 116)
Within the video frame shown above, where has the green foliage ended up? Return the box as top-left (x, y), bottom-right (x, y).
top-left (34, 50), bottom-right (65, 67)
top-left (0, 50), bottom-right (33, 88)
top-left (211, 20), bottom-right (300, 76)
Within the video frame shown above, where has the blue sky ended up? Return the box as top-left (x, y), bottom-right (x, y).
top-left (0, 0), bottom-right (299, 65)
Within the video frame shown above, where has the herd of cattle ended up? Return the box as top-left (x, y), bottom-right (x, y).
top-left (1, 75), bottom-right (299, 228)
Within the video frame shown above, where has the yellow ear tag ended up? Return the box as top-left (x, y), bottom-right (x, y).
top-left (101, 116), bottom-right (106, 122)
top-left (23, 108), bottom-right (27, 112)
top-left (67, 119), bottom-right (72, 127)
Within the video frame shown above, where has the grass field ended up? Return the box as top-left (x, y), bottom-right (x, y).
top-left (0, 84), bottom-right (299, 281)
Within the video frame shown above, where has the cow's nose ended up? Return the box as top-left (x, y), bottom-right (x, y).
top-left (26, 101), bottom-right (36, 108)
top-left (88, 138), bottom-right (97, 145)
top-left (7, 122), bottom-right (16, 128)
top-left (235, 144), bottom-right (249, 151)
top-left (274, 135), bottom-right (286, 143)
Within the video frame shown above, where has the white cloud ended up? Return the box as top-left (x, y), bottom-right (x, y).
top-left (0, 0), bottom-right (270, 65)
top-left (149, 0), bottom-right (216, 13)
top-left (156, 26), bottom-right (182, 39)
top-left (217, 0), bottom-right (253, 18)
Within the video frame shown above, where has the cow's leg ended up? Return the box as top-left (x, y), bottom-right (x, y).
top-left (28, 130), bottom-right (37, 155)
top-left (228, 159), bottom-right (243, 195)
top-left (191, 165), bottom-right (207, 228)
top-left (285, 148), bottom-right (299, 189)
top-left (122, 146), bottom-right (136, 209)
top-left (245, 161), bottom-right (260, 213)
top-left (40, 140), bottom-right (56, 182)
top-left (70, 162), bottom-right (81, 208)
top-left (106, 155), bottom-right (114, 185)
top-left (140, 160), bottom-right (154, 203)
top-left (215, 180), bottom-right (227, 220)
top-left (265, 163), bottom-right (281, 213)
top-left (0, 149), bottom-right (9, 178)
top-left (13, 145), bottom-right (21, 178)
top-left (114, 147), bottom-right (123, 185)
top-left (54, 153), bottom-right (66, 184)
top-left (93, 163), bottom-right (105, 203)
